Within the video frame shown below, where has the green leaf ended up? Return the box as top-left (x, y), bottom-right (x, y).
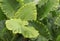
top-left (54, 10), bottom-right (60, 26)
top-left (36, 35), bottom-right (48, 41)
top-left (38, 0), bottom-right (48, 7)
top-left (55, 15), bottom-right (60, 26)
top-left (56, 35), bottom-right (60, 41)
top-left (0, 20), bottom-right (13, 41)
top-left (0, 20), bottom-right (6, 34)
top-left (0, 28), bottom-right (13, 41)
top-left (6, 19), bottom-right (39, 38)
top-left (29, 21), bottom-right (52, 39)
top-left (37, 0), bottom-right (59, 20)
top-left (0, 8), bottom-right (6, 20)
top-left (0, 0), bottom-right (19, 18)
top-left (15, 2), bottom-right (37, 20)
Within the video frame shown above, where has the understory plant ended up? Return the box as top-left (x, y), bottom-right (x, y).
top-left (0, 0), bottom-right (60, 41)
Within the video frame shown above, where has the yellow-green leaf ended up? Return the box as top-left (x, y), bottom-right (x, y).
top-left (15, 2), bottom-right (37, 20)
top-left (6, 19), bottom-right (39, 38)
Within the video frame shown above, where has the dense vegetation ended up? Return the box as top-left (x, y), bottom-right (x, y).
top-left (0, 0), bottom-right (60, 41)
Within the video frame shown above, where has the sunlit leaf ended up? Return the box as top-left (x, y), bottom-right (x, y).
top-left (6, 19), bottom-right (39, 38)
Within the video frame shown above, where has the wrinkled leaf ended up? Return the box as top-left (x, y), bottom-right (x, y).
top-left (29, 21), bottom-right (52, 39)
top-left (15, 2), bottom-right (37, 20)
top-left (6, 19), bottom-right (39, 38)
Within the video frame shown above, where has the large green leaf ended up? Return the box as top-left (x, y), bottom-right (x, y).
top-left (15, 2), bottom-right (37, 20)
top-left (37, 0), bottom-right (59, 20)
top-left (6, 19), bottom-right (39, 38)
top-left (0, 0), bottom-right (37, 21)
top-left (0, 0), bottom-right (19, 18)
top-left (29, 21), bottom-right (52, 39)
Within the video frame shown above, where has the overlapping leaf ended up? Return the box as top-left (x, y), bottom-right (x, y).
top-left (29, 21), bottom-right (52, 39)
top-left (0, 0), bottom-right (19, 18)
top-left (0, 0), bottom-right (60, 41)
top-left (0, 0), bottom-right (37, 21)
top-left (6, 19), bottom-right (39, 38)
top-left (37, 0), bottom-right (59, 20)
top-left (15, 2), bottom-right (37, 20)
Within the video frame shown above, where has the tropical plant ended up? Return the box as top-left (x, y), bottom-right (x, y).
top-left (0, 0), bottom-right (60, 41)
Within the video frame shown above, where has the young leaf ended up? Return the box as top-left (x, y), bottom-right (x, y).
top-left (15, 2), bottom-right (37, 20)
top-left (6, 19), bottom-right (39, 38)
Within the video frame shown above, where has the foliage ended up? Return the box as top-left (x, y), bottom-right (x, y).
top-left (0, 0), bottom-right (60, 41)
